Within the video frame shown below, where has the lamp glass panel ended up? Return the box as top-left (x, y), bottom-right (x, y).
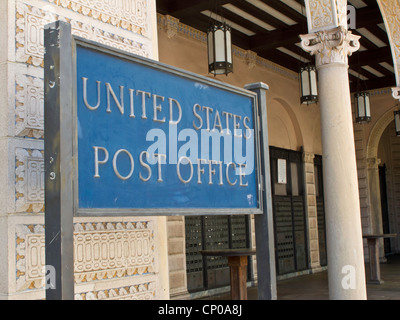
top-left (214, 29), bottom-right (226, 62)
top-left (364, 94), bottom-right (370, 118)
top-left (310, 69), bottom-right (318, 95)
top-left (207, 31), bottom-right (214, 65)
top-left (226, 29), bottom-right (232, 63)
top-left (357, 95), bottom-right (365, 117)
top-left (301, 69), bottom-right (310, 96)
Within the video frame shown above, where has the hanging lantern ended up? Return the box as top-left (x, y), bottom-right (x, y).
top-left (395, 110), bottom-right (400, 136)
top-left (300, 64), bottom-right (318, 104)
top-left (207, 22), bottom-right (233, 76)
top-left (355, 91), bottom-right (371, 124)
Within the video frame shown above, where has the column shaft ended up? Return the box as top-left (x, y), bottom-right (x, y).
top-left (301, 27), bottom-right (367, 299)
top-left (318, 63), bottom-right (366, 299)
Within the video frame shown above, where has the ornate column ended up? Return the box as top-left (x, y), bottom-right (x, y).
top-left (300, 5), bottom-right (367, 298)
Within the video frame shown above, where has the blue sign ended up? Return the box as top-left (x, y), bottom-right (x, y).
top-left (75, 42), bottom-right (262, 215)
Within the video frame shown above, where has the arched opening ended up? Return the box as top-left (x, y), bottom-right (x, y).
top-left (367, 109), bottom-right (400, 255)
top-left (377, 120), bottom-right (400, 254)
top-left (268, 98), bottom-right (304, 151)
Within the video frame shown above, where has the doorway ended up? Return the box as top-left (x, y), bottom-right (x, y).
top-left (379, 164), bottom-right (392, 255)
top-left (270, 147), bottom-right (309, 275)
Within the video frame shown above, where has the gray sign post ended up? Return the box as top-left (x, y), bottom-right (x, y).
top-left (245, 83), bottom-right (277, 300)
top-left (44, 21), bottom-right (75, 300)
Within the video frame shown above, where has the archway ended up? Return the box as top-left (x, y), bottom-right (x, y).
top-left (377, 120), bottom-right (400, 253)
top-left (268, 97), bottom-right (304, 151)
top-left (367, 109), bottom-right (400, 254)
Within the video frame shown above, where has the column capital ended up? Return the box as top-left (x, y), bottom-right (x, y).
top-left (367, 157), bottom-right (382, 170)
top-left (303, 151), bottom-right (315, 164)
top-left (392, 87), bottom-right (400, 100)
top-left (300, 26), bottom-right (360, 68)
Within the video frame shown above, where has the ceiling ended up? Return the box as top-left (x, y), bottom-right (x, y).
top-left (156, 0), bottom-right (395, 93)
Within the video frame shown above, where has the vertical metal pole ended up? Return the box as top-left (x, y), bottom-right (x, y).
top-left (244, 82), bottom-right (277, 300)
top-left (44, 21), bottom-right (75, 300)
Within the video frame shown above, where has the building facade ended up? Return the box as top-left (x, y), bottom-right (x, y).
top-left (0, 0), bottom-right (399, 300)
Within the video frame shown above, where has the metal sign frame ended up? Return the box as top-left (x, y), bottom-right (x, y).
top-left (44, 21), bottom-right (276, 300)
top-left (59, 24), bottom-right (264, 218)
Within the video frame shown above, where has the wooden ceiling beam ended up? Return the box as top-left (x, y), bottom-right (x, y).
top-left (259, 49), bottom-right (302, 72)
top-left (350, 75), bottom-right (395, 92)
top-left (260, 0), bottom-right (306, 24)
top-left (218, 7), bottom-right (271, 34)
top-left (368, 63), bottom-right (394, 77)
top-left (364, 25), bottom-right (389, 46)
top-left (349, 66), bottom-right (377, 82)
top-left (359, 0), bottom-right (378, 8)
top-left (166, 0), bottom-right (238, 18)
top-left (249, 24), bottom-right (304, 51)
top-left (349, 47), bottom-right (392, 66)
top-left (355, 6), bottom-right (383, 29)
top-left (232, 1), bottom-right (289, 29)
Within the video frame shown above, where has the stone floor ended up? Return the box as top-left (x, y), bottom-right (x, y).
top-left (205, 255), bottom-right (400, 300)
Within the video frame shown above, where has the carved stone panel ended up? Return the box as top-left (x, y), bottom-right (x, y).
top-left (15, 1), bottom-right (150, 68)
top-left (15, 221), bottom-right (157, 299)
top-left (73, 221), bottom-right (155, 284)
top-left (305, 0), bottom-right (348, 33)
top-left (16, 224), bottom-right (46, 291)
top-left (44, 0), bottom-right (149, 36)
top-left (15, 148), bottom-right (45, 214)
top-left (4, 0), bottom-right (164, 300)
top-left (377, 0), bottom-right (400, 87)
top-left (75, 281), bottom-right (156, 300)
top-left (15, 73), bottom-right (44, 139)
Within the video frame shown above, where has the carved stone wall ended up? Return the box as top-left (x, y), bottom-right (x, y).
top-left (15, 220), bottom-right (159, 299)
top-left (0, 0), bottom-right (168, 300)
top-left (305, 0), bottom-right (348, 33)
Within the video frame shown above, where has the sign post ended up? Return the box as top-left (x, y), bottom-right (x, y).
top-left (44, 21), bottom-right (75, 300)
top-left (244, 83), bottom-right (277, 300)
top-left (44, 21), bottom-right (275, 300)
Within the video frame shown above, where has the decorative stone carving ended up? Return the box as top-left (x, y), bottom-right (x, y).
top-left (4, 0), bottom-right (163, 301)
top-left (75, 282), bottom-right (156, 300)
top-left (16, 224), bottom-right (46, 291)
top-left (303, 152), bottom-right (315, 164)
top-left (305, 0), bottom-right (348, 33)
top-left (162, 15), bottom-right (179, 39)
top-left (300, 26), bottom-right (360, 67)
top-left (15, 221), bottom-right (156, 297)
top-left (367, 157), bottom-right (382, 170)
top-left (15, 74), bottom-right (44, 139)
top-left (392, 87), bottom-right (400, 100)
top-left (44, 0), bottom-right (149, 36)
top-left (377, 0), bottom-right (400, 87)
top-left (73, 221), bottom-right (155, 284)
top-left (15, 2), bottom-right (149, 68)
top-left (15, 148), bottom-right (45, 213)
top-left (245, 50), bottom-right (257, 69)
